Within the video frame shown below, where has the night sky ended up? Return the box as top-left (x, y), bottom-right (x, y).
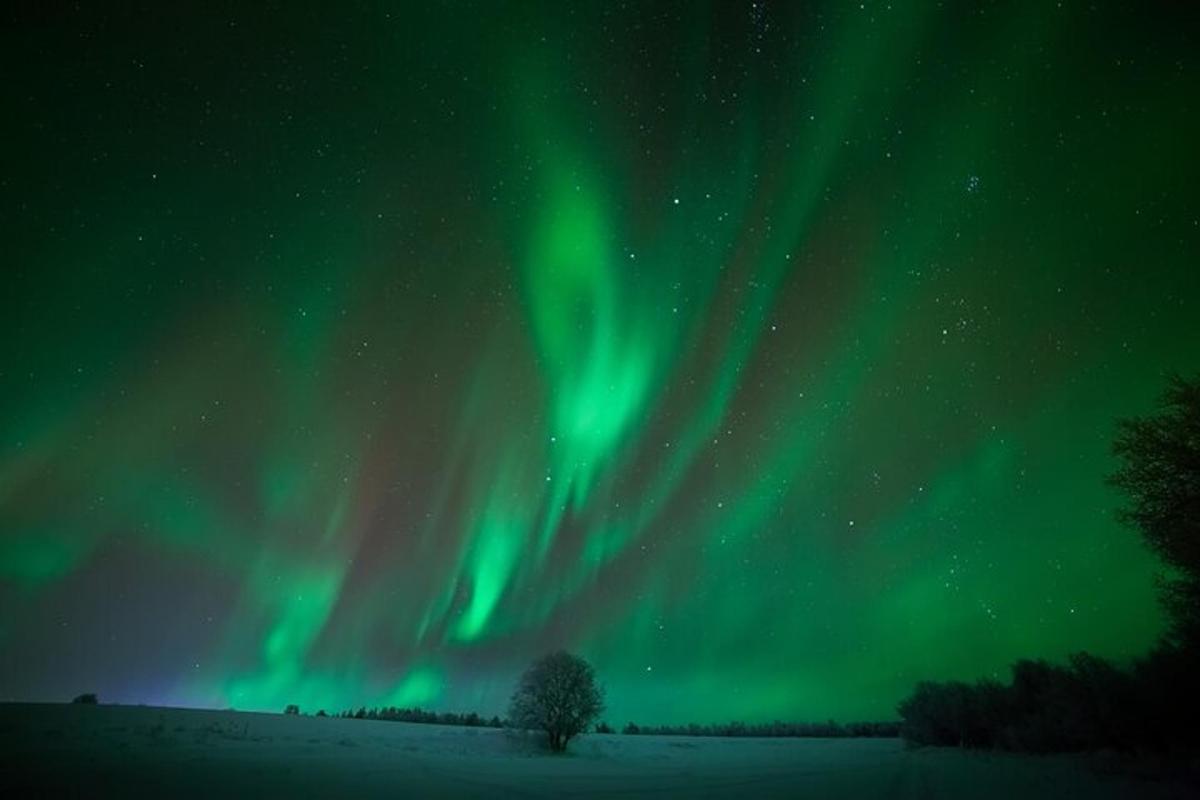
top-left (2, 2), bottom-right (1198, 725)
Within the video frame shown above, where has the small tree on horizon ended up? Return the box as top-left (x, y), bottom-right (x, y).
top-left (509, 650), bottom-right (604, 752)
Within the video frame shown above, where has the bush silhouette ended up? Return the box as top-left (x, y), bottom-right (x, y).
top-left (509, 650), bottom-right (604, 752)
top-left (72, 693), bottom-right (98, 705)
top-left (284, 704), bottom-right (300, 715)
top-left (897, 652), bottom-right (1176, 753)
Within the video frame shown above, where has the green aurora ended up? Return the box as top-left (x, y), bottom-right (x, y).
top-left (1, 2), bottom-right (1198, 723)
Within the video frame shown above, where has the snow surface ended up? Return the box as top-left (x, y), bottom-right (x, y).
top-left (0, 703), bottom-right (1193, 798)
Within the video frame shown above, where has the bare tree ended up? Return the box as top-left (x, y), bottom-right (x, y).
top-left (1110, 373), bottom-right (1200, 645)
top-left (509, 651), bottom-right (604, 752)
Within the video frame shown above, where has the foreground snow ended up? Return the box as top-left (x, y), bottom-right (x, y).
top-left (0, 703), bottom-right (1193, 798)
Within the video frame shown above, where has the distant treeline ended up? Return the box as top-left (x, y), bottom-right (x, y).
top-left (615, 720), bottom-right (899, 738)
top-left (898, 646), bottom-right (1199, 753)
top-left (320, 705), bottom-right (898, 738)
top-left (334, 707), bottom-right (505, 728)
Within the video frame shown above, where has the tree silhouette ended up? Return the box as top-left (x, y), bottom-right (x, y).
top-left (509, 651), bottom-right (604, 752)
top-left (1110, 373), bottom-right (1200, 645)
top-left (897, 375), bottom-right (1200, 754)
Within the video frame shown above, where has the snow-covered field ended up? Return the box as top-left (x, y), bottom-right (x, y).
top-left (0, 703), bottom-right (1193, 798)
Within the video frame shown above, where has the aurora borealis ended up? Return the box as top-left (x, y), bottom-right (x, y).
top-left (1, 2), bottom-right (1198, 725)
